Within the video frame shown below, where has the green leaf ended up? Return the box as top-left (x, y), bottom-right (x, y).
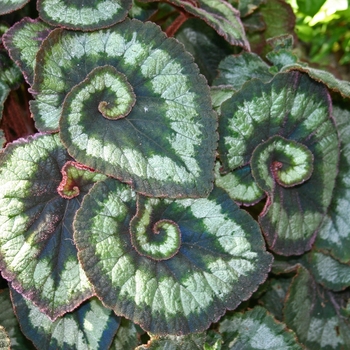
top-left (218, 71), bottom-right (339, 255)
top-left (210, 86), bottom-right (235, 115)
top-left (74, 178), bottom-right (272, 335)
top-left (315, 105), bottom-right (350, 263)
top-left (0, 49), bottom-right (23, 90)
top-left (0, 289), bottom-right (35, 349)
top-left (175, 18), bottom-right (235, 85)
top-left (215, 162), bottom-right (265, 206)
top-left (236, 0), bottom-right (266, 17)
top-left (218, 306), bottom-right (302, 350)
top-left (0, 81), bottom-right (10, 121)
top-left (141, 0), bottom-right (249, 48)
top-left (11, 289), bottom-right (120, 350)
top-left (284, 266), bottom-right (350, 349)
top-left (129, 0), bottom-right (158, 20)
top-left (111, 318), bottom-right (142, 350)
top-left (213, 52), bottom-right (273, 89)
top-left (37, 0), bottom-right (131, 31)
top-left (33, 19), bottom-right (218, 198)
top-left (266, 49), bottom-right (298, 70)
top-left (3, 17), bottom-right (52, 86)
top-left (0, 325), bottom-right (10, 350)
top-left (305, 251), bottom-right (350, 292)
top-left (136, 333), bottom-right (206, 349)
top-left (296, 0), bottom-right (326, 17)
top-left (0, 0), bottom-right (29, 15)
top-left (0, 133), bottom-right (107, 320)
top-left (281, 64), bottom-right (350, 99)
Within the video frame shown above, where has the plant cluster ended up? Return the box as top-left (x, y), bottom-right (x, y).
top-left (0, 0), bottom-right (349, 349)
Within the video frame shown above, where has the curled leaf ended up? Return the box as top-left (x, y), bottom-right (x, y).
top-left (74, 178), bottom-right (272, 335)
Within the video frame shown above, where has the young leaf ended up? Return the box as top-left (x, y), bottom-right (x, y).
top-left (30, 18), bottom-right (217, 197)
top-left (213, 52), bottom-right (273, 89)
top-left (0, 289), bottom-right (35, 349)
top-left (37, 0), bottom-right (131, 31)
top-left (3, 17), bottom-right (52, 86)
top-left (314, 105), bottom-right (350, 263)
top-left (0, 0), bottom-right (29, 15)
top-left (74, 178), bottom-right (273, 335)
top-left (284, 266), bottom-right (350, 349)
top-left (0, 133), bottom-right (106, 320)
top-left (218, 71), bottom-right (339, 255)
top-left (11, 289), bottom-right (120, 350)
top-left (218, 306), bottom-right (302, 350)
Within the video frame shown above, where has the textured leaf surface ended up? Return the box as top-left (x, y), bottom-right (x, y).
top-left (218, 71), bottom-right (339, 255)
top-left (11, 289), bottom-right (120, 350)
top-left (0, 133), bottom-right (107, 320)
top-left (0, 325), bottom-right (10, 350)
top-left (0, 289), bottom-right (35, 349)
top-left (111, 318), bottom-right (141, 350)
top-left (305, 251), bottom-right (350, 292)
top-left (38, 0), bottom-right (131, 30)
top-left (314, 105), bottom-right (350, 263)
top-left (0, 50), bottom-right (23, 89)
top-left (215, 162), bottom-right (265, 206)
top-left (0, 81), bottom-right (10, 120)
top-left (136, 333), bottom-right (206, 349)
top-left (141, 0), bottom-right (249, 48)
top-left (284, 266), bottom-right (350, 349)
top-left (210, 86), bottom-right (235, 115)
top-left (30, 19), bottom-right (218, 197)
top-left (213, 52), bottom-right (273, 89)
top-left (0, 0), bottom-right (29, 15)
top-left (3, 17), bottom-right (52, 86)
top-left (74, 178), bottom-right (272, 335)
top-left (218, 306), bottom-right (302, 350)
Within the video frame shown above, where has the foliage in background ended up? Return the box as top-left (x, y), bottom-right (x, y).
top-left (0, 0), bottom-right (349, 349)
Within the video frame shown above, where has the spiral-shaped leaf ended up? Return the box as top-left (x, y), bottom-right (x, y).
top-left (0, 133), bottom-right (106, 320)
top-left (30, 18), bottom-right (217, 197)
top-left (218, 71), bottom-right (339, 255)
top-left (37, 0), bottom-right (131, 31)
top-left (74, 177), bottom-right (272, 335)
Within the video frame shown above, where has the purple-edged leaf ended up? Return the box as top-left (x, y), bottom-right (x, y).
top-left (37, 0), bottom-right (131, 31)
top-left (282, 64), bottom-right (350, 99)
top-left (218, 71), bottom-right (339, 256)
top-left (0, 133), bottom-right (107, 320)
top-left (218, 306), bottom-right (302, 350)
top-left (0, 325), bottom-right (10, 350)
top-left (284, 266), bottom-right (350, 349)
top-left (215, 162), bottom-right (265, 206)
top-left (0, 289), bottom-right (35, 349)
top-left (136, 333), bottom-right (206, 349)
top-left (141, 0), bottom-right (249, 49)
top-left (213, 52), bottom-right (273, 89)
top-left (31, 18), bottom-right (217, 197)
top-left (11, 289), bottom-right (120, 350)
top-left (305, 251), bottom-right (350, 292)
top-left (74, 178), bottom-right (272, 335)
top-left (3, 17), bottom-right (52, 86)
top-left (0, 0), bottom-right (29, 15)
top-left (315, 105), bottom-right (350, 263)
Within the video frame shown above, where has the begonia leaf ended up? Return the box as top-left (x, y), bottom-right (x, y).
top-left (11, 289), bottom-right (120, 350)
top-left (266, 49), bottom-right (298, 70)
top-left (282, 64), bottom-right (350, 99)
top-left (0, 81), bottom-right (10, 120)
top-left (0, 0), bottom-right (29, 15)
top-left (37, 0), bottom-right (131, 31)
top-left (0, 325), bottom-right (10, 350)
top-left (234, 0), bottom-right (266, 17)
top-left (0, 133), bottom-right (107, 320)
top-left (218, 71), bottom-right (339, 256)
top-left (0, 50), bottom-right (23, 90)
top-left (30, 18), bottom-right (218, 197)
top-left (140, 0), bottom-right (249, 49)
top-left (136, 333), bottom-right (206, 349)
top-left (215, 162), bottom-right (265, 206)
top-left (210, 86), bottom-right (235, 115)
top-left (3, 17), bottom-right (52, 86)
top-left (111, 318), bottom-right (142, 350)
top-left (175, 18), bottom-right (235, 85)
top-left (74, 178), bottom-right (273, 335)
top-left (315, 105), bottom-right (350, 263)
top-left (129, 0), bottom-right (158, 21)
top-left (0, 289), bottom-right (35, 349)
top-left (305, 251), bottom-right (350, 292)
top-left (213, 52), bottom-right (273, 89)
top-left (218, 306), bottom-right (302, 350)
top-left (284, 266), bottom-right (350, 349)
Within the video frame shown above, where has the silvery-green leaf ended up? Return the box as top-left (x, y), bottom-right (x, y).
top-left (111, 318), bottom-right (142, 350)
top-left (0, 0), bottom-right (29, 15)
top-left (210, 86), bottom-right (235, 115)
top-left (74, 178), bottom-right (272, 335)
top-left (0, 325), bottom-right (10, 350)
